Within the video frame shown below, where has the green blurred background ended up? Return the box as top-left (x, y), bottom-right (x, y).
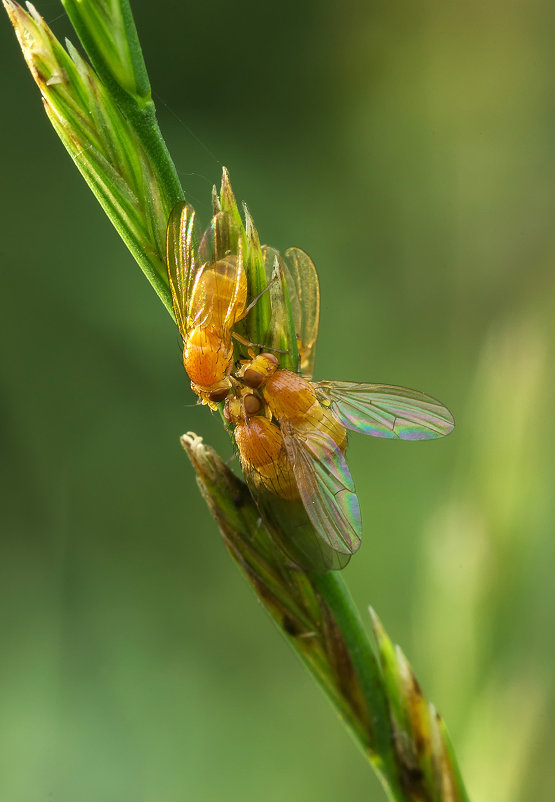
top-left (2, 1), bottom-right (555, 800)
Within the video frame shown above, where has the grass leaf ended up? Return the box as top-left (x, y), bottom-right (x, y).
top-left (4, 0), bottom-right (177, 313)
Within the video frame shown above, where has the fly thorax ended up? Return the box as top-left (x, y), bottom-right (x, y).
top-left (318, 407), bottom-right (348, 452)
top-left (263, 370), bottom-right (318, 423)
top-left (184, 326), bottom-right (233, 388)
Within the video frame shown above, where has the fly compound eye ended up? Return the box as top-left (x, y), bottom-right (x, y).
top-left (260, 353), bottom-right (279, 366)
top-left (243, 394), bottom-right (262, 417)
top-left (208, 386), bottom-right (230, 404)
top-left (243, 368), bottom-right (264, 389)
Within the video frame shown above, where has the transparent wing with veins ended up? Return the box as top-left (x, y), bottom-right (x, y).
top-left (314, 381), bottom-right (455, 440)
top-left (188, 211), bottom-right (246, 332)
top-left (282, 247), bottom-right (320, 378)
top-left (281, 421), bottom-right (362, 556)
top-left (247, 479), bottom-right (352, 573)
top-left (166, 201), bottom-right (201, 339)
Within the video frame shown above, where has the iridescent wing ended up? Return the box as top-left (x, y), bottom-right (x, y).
top-left (247, 482), bottom-right (351, 573)
top-left (314, 382), bottom-right (455, 440)
top-left (165, 202), bottom-right (201, 339)
top-left (235, 417), bottom-right (349, 572)
top-left (281, 421), bottom-right (362, 556)
top-left (282, 248), bottom-right (320, 378)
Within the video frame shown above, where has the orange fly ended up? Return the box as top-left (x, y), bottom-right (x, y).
top-left (166, 201), bottom-right (250, 406)
top-left (233, 351), bottom-right (454, 563)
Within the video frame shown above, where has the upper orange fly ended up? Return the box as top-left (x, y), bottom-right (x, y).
top-left (166, 201), bottom-right (248, 406)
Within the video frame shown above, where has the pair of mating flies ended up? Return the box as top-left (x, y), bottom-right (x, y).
top-left (166, 198), bottom-right (454, 571)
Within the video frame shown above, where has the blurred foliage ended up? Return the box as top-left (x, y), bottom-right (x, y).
top-left (1, 1), bottom-right (555, 801)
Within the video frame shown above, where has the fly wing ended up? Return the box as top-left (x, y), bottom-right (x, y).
top-left (261, 245), bottom-right (280, 283)
top-left (315, 381), bottom-right (455, 440)
top-left (222, 236), bottom-right (246, 331)
top-left (237, 420), bottom-right (349, 572)
top-left (198, 210), bottom-right (239, 265)
top-left (247, 481), bottom-right (351, 573)
top-left (165, 202), bottom-right (201, 339)
top-left (282, 248), bottom-right (320, 378)
top-left (259, 246), bottom-right (299, 369)
top-left (281, 421), bottom-right (362, 556)
top-left (194, 211), bottom-right (245, 331)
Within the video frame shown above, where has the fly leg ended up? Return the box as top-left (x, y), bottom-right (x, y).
top-left (231, 330), bottom-right (289, 354)
top-left (239, 275), bottom-right (279, 320)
